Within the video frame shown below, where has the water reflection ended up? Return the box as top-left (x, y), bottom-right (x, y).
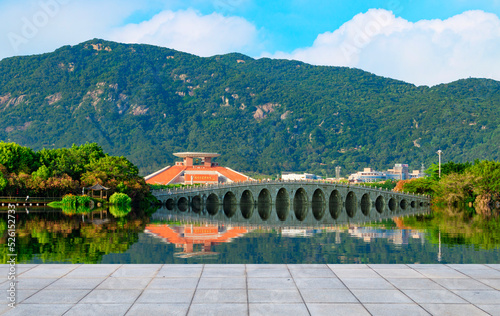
top-left (1, 203), bottom-right (499, 264)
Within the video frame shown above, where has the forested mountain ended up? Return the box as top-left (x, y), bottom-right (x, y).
top-left (1, 39), bottom-right (499, 176)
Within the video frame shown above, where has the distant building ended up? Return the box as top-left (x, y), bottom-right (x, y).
top-left (348, 168), bottom-right (386, 183)
top-left (282, 172), bottom-right (322, 181)
top-left (145, 152), bottom-right (252, 185)
top-left (348, 163), bottom-right (424, 183)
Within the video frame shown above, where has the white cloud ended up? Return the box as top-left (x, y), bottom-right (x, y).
top-left (267, 9), bottom-right (500, 86)
top-left (110, 9), bottom-right (261, 57)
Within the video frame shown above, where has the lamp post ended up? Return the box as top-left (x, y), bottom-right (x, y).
top-left (437, 150), bottom-right (443, 178)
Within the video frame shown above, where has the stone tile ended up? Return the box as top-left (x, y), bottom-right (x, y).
top-left (289, 268), bottom-right (335, 278)
top-left (80, 289), bottom-right (142, 304)
top-left (368, 264), bottom-right (409, 269)
top-left (249, 303), bottom-right (309, 316)
top-left (16, 289), bottom-right (38, 303)
top-left (96, 277), bottom-right (152, 290)
top-left (205, 264), bottom-right (245, 269)
top-left (65, 303), bottom-right (132, 316)
top-left (192, 289), bottom-right (247, 303)
top-left (149, 277), bottom-right (199, 289)
top-left (477, 278), bottom-right (500, 290)
top-left (486, 264), bottom-right (500, 270)
top-left (202, 268), bottom-right (245, 278)
top-left (188, 303), bottom-right (247, 316)
top-left (23, 289), bottom-right (90, 304)
top-left (307, 303), bottom-right (371, 316)
top-left (294, 277), bottom-right (346, 289)
top-left (46, 277), bottom-right (105, 290)
top-left (412, 267), bottom-right (467, 279)
top-left (452, 289), bottom-right (500, 304)
top-left (300, 289), bottom-right (358, 303)
top-left (403, 289), bottom-right (467, 304)
top-left (364, 303), bottom-right (431, 316)
top-left (18, 265), bottom-right (78, 278)
top-left (331, 268), bottom-right (380, 278)
top-left (247, 278), bottom-right (296, 290)
top-left (407, 264), bottom-right (449, 269)
top-left (340, 277), bottom-right (395, 290)
top-left (64, 265), bottom-right (120, 278)
top-left (421, 304), bottom-right (490, 316)
top-left (372, 268), bottom-right (425, 279)
top-left (288, 264), bottom-right (326, 269)
top-left (248, 289), bottom-right (303, 303)
top-left (433, 278), bottom-right (492, 290)
top-left (454, 268), bottom-right (500, 279)
top-left (137, 289), bottom-right (194, 303)
top-left (387, 278), bottom-right (443, 290)
top-left (157, 267), bottom-right (203, 278)
top-left (327, 264), bottom-right (369, 269)
top-left (447, 264), bottom-right (488, 270)
top-left (476, 304), bottom-right (500, 316)
top-left (127, 303), bottom-right (190, 316)
top-left (111, 266), bottom-right (160, 278)
top-left (246, 267), bottom-right (291, 278)
top-left (1, 303), bottom-right (73, 316)
top-left (246, 264), bottom-right (287, 269)
top-left (14, 278), bottom-right (58, 290)
top-left (197, 277), bottom-right (246, 289)
top-left (351, 289), bottom-right (413, 303)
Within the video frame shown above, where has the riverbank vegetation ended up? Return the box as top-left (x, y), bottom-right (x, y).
top-left (0, 142), bottom-right (151, 201)
top-left (397, 160), bottom-right (500, 215)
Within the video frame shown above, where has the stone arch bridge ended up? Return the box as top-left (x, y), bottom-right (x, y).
top-left (152, 181), bottom-right (431, 226)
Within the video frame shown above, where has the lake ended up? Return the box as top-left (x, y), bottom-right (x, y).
top-left (1, 204), bottom-right (500, 264)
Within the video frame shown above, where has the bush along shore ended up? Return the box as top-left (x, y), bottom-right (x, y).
top-left (0, 142), bottom-right (155, 205)
top-left (396, 160), bottom-right (500, 216)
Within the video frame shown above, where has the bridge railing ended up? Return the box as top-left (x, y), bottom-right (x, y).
top-left (151, 180), bottom-right (431, 200)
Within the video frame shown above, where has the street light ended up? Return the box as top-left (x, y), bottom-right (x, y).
top-left (437, 150), bottom-right (443, 178)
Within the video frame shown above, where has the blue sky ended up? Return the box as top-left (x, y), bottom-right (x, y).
top-left (1, 0), bottom-right (500, 85)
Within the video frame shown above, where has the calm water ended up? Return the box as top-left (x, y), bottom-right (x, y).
top-left (1, 205), bottom-right (500, 264)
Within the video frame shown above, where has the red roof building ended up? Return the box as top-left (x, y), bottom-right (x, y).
top-left (145, 152), bottom-right (252, 185)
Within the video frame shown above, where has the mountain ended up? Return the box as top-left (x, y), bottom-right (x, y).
top-left (1, 39), bottom-right (499, 176)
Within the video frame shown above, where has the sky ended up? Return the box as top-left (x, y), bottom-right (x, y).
top-left (1, 0), bottom-right (500, 86)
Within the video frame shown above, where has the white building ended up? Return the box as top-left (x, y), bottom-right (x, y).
top-left (282, 172), bottom-right (322, 181)
top-left (349, 164), bottom-right (424, 183)
top-left (348, 168), bottom-right (387, 183)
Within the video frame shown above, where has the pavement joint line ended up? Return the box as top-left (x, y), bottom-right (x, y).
top-left (18, 263), bottom-right (83, 305)
top-left (245, 264), bottom-right (250, 316)
top-left (185, 264), bottom-right (205, 316)
top-left (326, 264), bottom-right (372, 315)
top-left (60, 264), bottom-right (122, 315)
top-left (286, 264), bottom-right (311, 316)
top-left (123, 264), bottom-right (162, 315)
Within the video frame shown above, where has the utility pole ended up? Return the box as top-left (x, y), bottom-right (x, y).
top-left (437, 150), bottom-right (443, 178)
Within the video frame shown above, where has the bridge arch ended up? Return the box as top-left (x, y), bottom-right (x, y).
top-left (192, 195), bottom-right (202, 213)
top-left (294, 188), bottom-right (308, 221)
top-left (258, 189), bottom-right (272, 220)
top-left (329, 190), bottom-right (342, 219)
top-left (375, 195), bottom-right (385, 214)
top-left (240, 190), bottom-right (254, 219)
top-left (166, 198), bottom-right (175, 210)
top-left (178, 197), bottom-right (189, 212)
top-left (312, 189), bottom-right (326, 220)
top-left (276, 188), bottom-right (290, 221)
top-left (400, 199), bottom-right (408, 210)
top-left (346, 191), bottom-right (357, 218)
top-left (206, 193), bottom-right (219, 215)
top-left (223, 191), bottom-right (237, 218)
top-left (361, 193), bottom-right (371, 216)
top-left (410, 201), bottom-right (416, 208)
top-left (388, 198), bottom-right (397, 212)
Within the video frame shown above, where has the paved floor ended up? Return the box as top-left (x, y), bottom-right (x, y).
top-left (1, 264), bottom-right (500, 315)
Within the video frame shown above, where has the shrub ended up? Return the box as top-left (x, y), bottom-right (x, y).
top-left (109, 192), bottom-right (131, 205)
top-left (61, 194), bottom-right (77, 206)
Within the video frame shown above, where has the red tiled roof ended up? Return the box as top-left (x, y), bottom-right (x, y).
top-left (213, 166), bottom-right (249, 182)
top-left (145, 165), bottom-right (186, 185)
